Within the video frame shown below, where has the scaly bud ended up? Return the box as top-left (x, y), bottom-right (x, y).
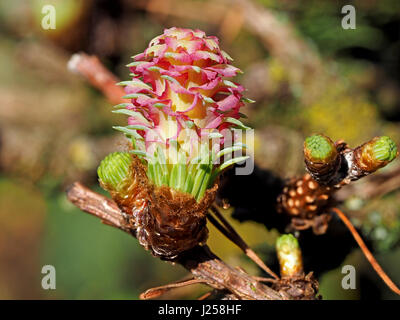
top-left (304, 134), bottom-right (337, 163)
top-left (354, 136), bottom-right (398, 173)
top-left (304, 134), bottom-right (341, 185)
top-left (276, 234), bottom-right (303, 278)
top-left (97, 152), bottom-right (133, 193)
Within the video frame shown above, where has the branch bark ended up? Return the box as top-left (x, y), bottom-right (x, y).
top-left (68, 53), bottom-right (127, 105)
top-left (66, 182), bottom-right (284, 300)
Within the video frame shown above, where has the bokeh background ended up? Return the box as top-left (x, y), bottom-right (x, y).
top-left (0, 0), bottom-right (400, 299)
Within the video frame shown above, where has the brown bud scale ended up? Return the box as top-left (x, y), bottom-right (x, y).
top-left (304, 135), bottom-right (342, 185)
top-left (105, 155), bottom-right (216, 260)
top-left (276, 174), bottom-right (334, 234)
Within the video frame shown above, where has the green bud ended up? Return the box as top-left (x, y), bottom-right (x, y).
top-left (97, 152), bottom-right (133, 191)
top-left (356, 136), bottom-right (398, 173)
top-left (372, 136), bottom-right (397, 162)
top-left (276, 234), bottom-right (303, 277)
top-left (304, 134), bottom-right (336, 163)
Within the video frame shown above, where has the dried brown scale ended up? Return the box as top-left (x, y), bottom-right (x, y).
top-left (140, 185), bottom-right (217, 259)
top-left (272, 272), bottom-right (320, 300)
top-left (104, 155), bottom-right (217, 260)
top-left (277, 173), bottom-right (334, 234)
top-left (304, 157), bottom-right (341, 185)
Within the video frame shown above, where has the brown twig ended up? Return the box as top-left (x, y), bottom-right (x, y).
top-left (253, 276), bottom-right (279, 283)
top-left (66, 182), bottom-right (284, 300)
top-left (66, 182), bottom-right (130, 232)
top-left (332, 207), bottom-right (400, 296)
top-left (197, 291), bottom-right (213, 300)
top-left (68, 53), bottom-right (127, 105)
top-left (139, 278), bottom-right (209, 300)
top-left (209, 206), bottom-right (279, 280)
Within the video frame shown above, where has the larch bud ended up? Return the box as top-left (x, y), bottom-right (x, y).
top-left (276, 234), bottom-right (304, 278)
top-left (354, 136), bottom-right (398, 173)
top-left (304, 134), bottom-right (340, 185)
top-left (97, 152), bottom-right (133, 193)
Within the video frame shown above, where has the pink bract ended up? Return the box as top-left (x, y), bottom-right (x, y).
top-left (123, 27), bottom-right (246, 159)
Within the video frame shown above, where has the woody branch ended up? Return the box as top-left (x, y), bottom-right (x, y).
top-left (66, 182), bottom-right (284, 300)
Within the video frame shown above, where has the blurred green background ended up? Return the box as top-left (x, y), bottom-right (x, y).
top-left (0, 0), bottom-right (399, 299)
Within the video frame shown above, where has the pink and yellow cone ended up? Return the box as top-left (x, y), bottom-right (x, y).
top-left (112, 27), bottom-right (252, 200)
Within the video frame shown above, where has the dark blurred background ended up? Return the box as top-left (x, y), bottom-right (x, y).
top-left (0, 0), bottom-right (399, 299)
